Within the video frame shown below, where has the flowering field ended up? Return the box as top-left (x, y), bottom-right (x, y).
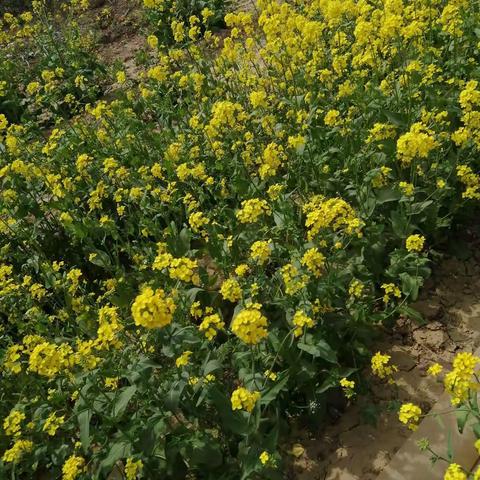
top-left (1, 0), bottom-right (480, 478)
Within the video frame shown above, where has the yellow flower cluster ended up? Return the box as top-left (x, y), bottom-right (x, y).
top-left (443, 464), bottom-right (467, 480)
top-left (220, 278), bottom-right (242, 302)
top-left (444, 352), bottom-right (479, 405)
top-left (371, 352), bottom-right (398, 382)
top-left (62, 455), bottom-right (85, 480)
top-left (457, 165), bottom-right (480, 200)
top-left (168, 257), bottom-right (199, 283)
top-left (406, 234), bottom-right (425, 253)
top-left (301, 248), bottom-right (325, 278)
top-left (396, 123), bottom-right (438, 166)
top-left (230, 387), bottom-right (260, 413)
top-left (42, 412), bottom-right (65, 436)
top-left (305, 197), bottom-right (362, 240)
top-left (348, 279), bottom-right (364, 298)
top-left (28, 342), bottom-right (72, 378)
top-left (2, 439), bottom-right (33, 463)
top-left (199, 313), bottom-right (225, 340)
top-left (340, 378), bottom-right (355, 399)
top-left (250, 240), bottom-right (272, 265)
top-left (175, 350), bottom-right (192, 367)
top-left (231, 305), bottom-right (268, 344)
top-left (292, 310), bottom-right (314, 337)
top-left (381, 283), bottom-right (401, 303)
top-left (125, 457), bottom-right (143, 480)
top-left (131, 287), bottom-right (176, 329)
top-left (236, 198), bottom-right (271, 223)
top-left (398, 403), bottom-right (422, 431)
top-left (3, 410), bottom-right (25, 437)
top-left (281, 264), bottom-right (308, 296)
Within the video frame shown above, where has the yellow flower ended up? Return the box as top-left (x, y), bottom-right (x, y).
top-left (168, 257), bottom-right (198, 283)
top-left (175, 351), bottom-right (192, 368)
top-left (236, 198), bottom-right (271, 223)
top-left (396, 123), bottom-right (437, 166)
top-left (340, 377), bottom-right (355, 398)
top-left (398, 403), bottom-right (422, 431)
top-left (281, 264), bottom-right (308, 295)
top-left (125, 457), bottom-right (143, 480)
top-left (231, 305), bottom-right (268, 344)
top-left (406, 234), bottom-right (425, 252)
top-left (301, 248), bottom-right (325, 278)
top-left (292, 310), bottom-right (314, 337)
top-left (62, 455), bottom-right (85, 480)
top-left (259, 451), bottom-right (270, 465)
top-left (264, 370), bottom-right (277, 381)
top-left (3, 410), bottom-right (25, 437)
top-left (348, 279), bottom-right (364, 298)
top-left (42, 412), bottom-right (65, 436)
top-left (443, 463), bottom-right (467, 480)
top-left (444, 352), bottom-right (480, 405)
top-left (105, 377), bottom-right (119, 389)
top-left (231, 387), bottom-right (260, 413)
top-left (199, 313), bottom-right (225, 340)
top-left (381, 283), bottom-right (401, 303)
top-left (0, 113), bottom-right (8, 130)
top-left (116, 71), bottom-right (126, 84)
top-left (220, 278), bottom-right (242, 302)
top-left (131, 287), bottom-right (176, 329)
top-left (324, 109), bottom-right (341, 126)
top-left (475, 439), bottom-right (480, 455)
top-left (427, 363), bottom-right (443, 376)
top-left (147, 34), bottom-right (158, 49)
top-left (399, 181), bottom-right (415, 197)
top-left (250, 240), bottom-right (272, 265)
top-left (2, 439), bottom-right (33, 463)
top-left (371, 352), bottom-right (398, 381)
top-left (234, 264), bottom-right (250, 277)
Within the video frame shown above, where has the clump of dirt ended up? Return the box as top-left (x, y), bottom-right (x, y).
top-left (289, 229), bottom-right (480, 480)
top-left (85, 0), bottom-right (146, 78)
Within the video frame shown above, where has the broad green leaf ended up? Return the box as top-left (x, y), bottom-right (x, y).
top-left (260, 374), bottom-right (289, 407)
top-left (77, 409), bottom-right (92, 452)
top-left (298, 340), bottom-right (337, 363)
top-left (112, 385), bottom-right (137, 419)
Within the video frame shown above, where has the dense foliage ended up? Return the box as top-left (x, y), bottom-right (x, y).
top-left (0, 0), bottom-right (106, 124)
top-left (1, 0), bottom-right (480, 478)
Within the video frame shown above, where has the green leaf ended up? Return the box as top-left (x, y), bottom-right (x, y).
top-left (410, 200), bottom-right (433, 215)
top-left (473, 422), bottom-right (480, 439)
top-left (384, 110), bottom-right (407, 127)
top-left (398, 305), bottom-right (426, 326)
top-left (391, 210), bottom-right (407, 237)
top-left (399, 272), bottom-right (421, 301)
top-left (164, 380), bottom-right (186, 411)
top-left (77, 409), bottom-right (92, 453)
top-left (260, 374), bottom-right (289, 407)
top-left (100, 441), bottom-right (131, 472)
top-left (112, 385), bottom-right (137, 419)
top-left (376, 188), bottom-right (401, 204)
top-left (456, 409), bottom-right (469, 434)
top-left (88, 249), bottom-right (111, 268)
top-left (298, 340), bottom-right (337, 363)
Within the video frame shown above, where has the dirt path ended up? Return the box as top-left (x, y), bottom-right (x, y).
top-left (291, 229), bottom-right (480, 480)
